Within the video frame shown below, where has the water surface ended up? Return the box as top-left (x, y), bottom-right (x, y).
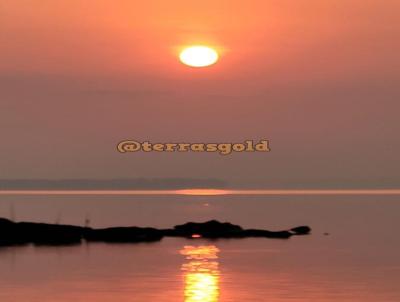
top-left (0, 193), bottom-right (399, 301)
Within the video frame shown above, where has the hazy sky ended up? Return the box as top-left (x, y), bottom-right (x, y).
top-left (1, 0), bottom-right (399, 188)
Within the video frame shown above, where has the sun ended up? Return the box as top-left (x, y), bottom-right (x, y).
top-left (179, 46), bottom-right (219, 68)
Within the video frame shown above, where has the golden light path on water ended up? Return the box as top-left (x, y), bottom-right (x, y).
top-left (180, 245), bottom-right (220, 302)
top-left (1, 189), bottom-right (400, 195)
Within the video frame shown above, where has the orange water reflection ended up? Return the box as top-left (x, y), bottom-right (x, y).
top-left (180, 245), bottom-right (221, 302)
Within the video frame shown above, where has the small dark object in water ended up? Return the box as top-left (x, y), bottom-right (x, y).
top-left (290, 226), bottom-right (311, 235)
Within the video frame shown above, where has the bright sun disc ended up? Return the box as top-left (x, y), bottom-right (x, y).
top-left (179, 46), bottom-right (219, 67)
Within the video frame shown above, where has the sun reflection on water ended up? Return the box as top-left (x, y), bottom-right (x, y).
top-left (180, 245), bottom-right (221, 302)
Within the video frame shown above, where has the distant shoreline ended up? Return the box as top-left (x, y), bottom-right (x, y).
top-left (0, 189), bottom-right (400, 195)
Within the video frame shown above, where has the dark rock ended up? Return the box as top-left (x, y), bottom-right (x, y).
top-left (0, 218), bottom-right (13, 226)
top-left (169, 220), bottom-right (294, 239)
top-left (0, 218), bottom-right (83, 246)
top-left (171, 220), bottom-right (243, 238)
top-left (17, 222), bottom-right (84, 245)
top-left (290, 226), bottom-right (311, 235)
top-left (243, 229), bottom-right (293, 239)
top-left (84, 227), bottom-right (163, 243)
top-left (0, 218), bottom-right (25, 246)
top-left (0, 217), bottom-right (311, 246)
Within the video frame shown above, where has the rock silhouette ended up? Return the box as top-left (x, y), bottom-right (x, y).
top-left (84, 227), bottom-right (163, 243)
top-left (0, 218), bottom-right (83, 246)
top-left (0, 218), bottom-right (311, 246)
top-left (169, 220), bottom-right (243, 238)
top-left (290, 226), bottom-right (312, 235)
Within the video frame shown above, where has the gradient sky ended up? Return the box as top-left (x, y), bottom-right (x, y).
top-left (1, 0), bottom-right (399, 188)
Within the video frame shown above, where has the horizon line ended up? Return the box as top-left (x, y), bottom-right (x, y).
top-left (0, 189), bottom-right (400, 196)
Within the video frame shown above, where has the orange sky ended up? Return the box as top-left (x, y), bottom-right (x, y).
top-left (0, 0), bottom-right (399, 188)
top-left (2, 1), bottom-right (399, 77)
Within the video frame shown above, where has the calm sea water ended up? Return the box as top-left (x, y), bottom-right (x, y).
top-left (0, 193), bottom-right (399, 301)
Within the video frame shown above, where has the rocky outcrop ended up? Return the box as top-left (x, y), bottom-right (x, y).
top-left (290, 226), bottom-right (312, 235)
top-left (0, 218), bottom-right (311, 246)
top-left (169, 220), bottom-right (243, 238)
top-left (84, 227), bottom-right (163, 243)
top-left (0, 218), bottom-right (83, 246)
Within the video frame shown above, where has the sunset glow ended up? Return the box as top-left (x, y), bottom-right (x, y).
top-left (181, 245), bottom-right (220, 302)
top-left (1, 0), bottom-right (400, 301)
top-left (175, 189), bottom-right (231, 196)
top-left (179, 46), bottom-right (219, 67)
